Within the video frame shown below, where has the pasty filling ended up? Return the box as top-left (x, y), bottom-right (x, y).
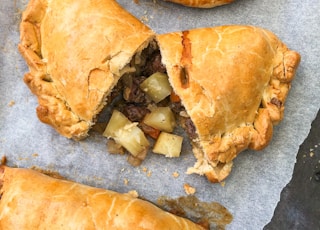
top-left (93, 41), bottom-right (197, 166)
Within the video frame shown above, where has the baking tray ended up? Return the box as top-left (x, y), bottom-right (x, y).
top-left (1, 0), bottom-right (320, 229)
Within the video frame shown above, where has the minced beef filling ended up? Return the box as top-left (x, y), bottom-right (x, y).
top-left (141, 50), bottom-right (167, 77)
top-left (122, 104), bottom-right (150, 122)
top-left (95, 45), bottom-right (197, 161)
top-left (184, 118), bottom-right (197, 140)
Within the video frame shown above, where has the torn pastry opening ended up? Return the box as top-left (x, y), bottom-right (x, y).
top-left (91, 40), bottom-right (227, 182)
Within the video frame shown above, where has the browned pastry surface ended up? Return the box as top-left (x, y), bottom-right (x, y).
top-left (19, 0), bottom-right (155, 139)
top-left (157, 25), bottom-right (300, 182)
top-left (164, 0), bottom-right (234, 8)
top-left (0, 166), bottom-right (205, 229)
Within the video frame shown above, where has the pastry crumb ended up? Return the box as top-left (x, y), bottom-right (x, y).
top-left (128, 190), bottom-right (139, 198)
top-left (8, 100), bottom-right (15, 106)
top-left (172, 171), bottom-right (179, 178)
top-left (220, 181), bottom-right (226, 187)
top-left (141, 167), bottom-right (152, 177)
top-left (140, 15), bottom-right (149, 23)
top-left (124, 178), bottom-right (129, 185)
top-left (184, 183), bottom-right (196, 195)
top-left (133, 0), bottom-right (139, 4)
top-left (310, 152), bottom-right (314, 157)
top-left (32, 153), bottom-right (39, 157)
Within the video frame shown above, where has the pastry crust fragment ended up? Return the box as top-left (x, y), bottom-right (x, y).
top-left (0, 166), bottom-right (204, 229)
top-left (164, 0), bottom-right (234, 8)
top-left (19, 0), bottom-right (155, 139)
top-left (157, 25), bottom-right (300, 182)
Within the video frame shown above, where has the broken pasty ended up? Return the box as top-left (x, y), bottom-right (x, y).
top-left (0, 166), bottom-right (204, 229)
top-left (19, 0), bottom-right (300, 183)
top-left (163, 0), bottom-right (234, 8)
top-left (19, 0), bottom-right (155, 139)
top-left (157, 26), bottom-right (300, 182)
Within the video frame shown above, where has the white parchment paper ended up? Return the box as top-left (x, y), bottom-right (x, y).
top-left (1, 0), bottom-right (320, 229)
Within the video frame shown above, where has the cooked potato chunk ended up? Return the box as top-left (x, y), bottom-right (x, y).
top-left (103, 110), bottom-right (149, 157)
top-left (140, 72), bottom-right (172, 103)
top-left (113, 124), bottom-right (150, 157)
top-left (143, 107), bottom-right (176, 132)
top-left (103, 110), bottom-right (131, 137)
top-left (153, 132), bottom-right (183, 157)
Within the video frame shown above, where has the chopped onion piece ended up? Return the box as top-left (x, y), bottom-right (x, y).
top-left (140, 72), bottom-right (172, 103)
top-left (153, 132), bottom-right (183, 158)
top-left (143, 107), bottom-right (176, 133)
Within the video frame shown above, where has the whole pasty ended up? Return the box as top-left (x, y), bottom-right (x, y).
top-left (163, 0), bottom-right (234, 8)
top-left (157, 26), bottom-right (300, 182)
top-left (0, 166), bottom-right (204, 229)
top-left (19, 0), bottom-right (155, 139)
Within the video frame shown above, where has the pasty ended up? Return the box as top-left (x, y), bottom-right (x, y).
top-left (0, 166), bottom-right (204, 229)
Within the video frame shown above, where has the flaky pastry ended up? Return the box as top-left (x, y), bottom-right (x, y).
top-left (0, 166), bottom-right (204, 229)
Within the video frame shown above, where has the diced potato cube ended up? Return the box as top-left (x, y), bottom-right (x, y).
top-left (140, 72), bottom-right (172, 103)
top-left (103, 110), bottom-right (131, 138)
top-left (153, 132), bottom-right (183, 158)
top-left (143, 107), bottom-right (176, 133)
top-left (103, 110), bottom-right (149, 157)
top-left (113, 124), bottom-right (149, 157)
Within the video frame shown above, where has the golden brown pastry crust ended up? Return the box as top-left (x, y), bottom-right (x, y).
top-left (157, 25), bottom-right (300, 182)
top-left (19, 0), bottom-right (155, 139)
top-left (164, 0), bottom-right (234, 8)
top-left (0, 166), bottom-right (204, 229)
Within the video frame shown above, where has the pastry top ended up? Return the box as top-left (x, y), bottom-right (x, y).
top-left (19, 0), bottom-right (154, 139)
top-left (0, 166), bottom-right (204, 229)
top-left (157, 25), bottom-right (300, 182)
top-left (164, 0), bottom-right (234, 8)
